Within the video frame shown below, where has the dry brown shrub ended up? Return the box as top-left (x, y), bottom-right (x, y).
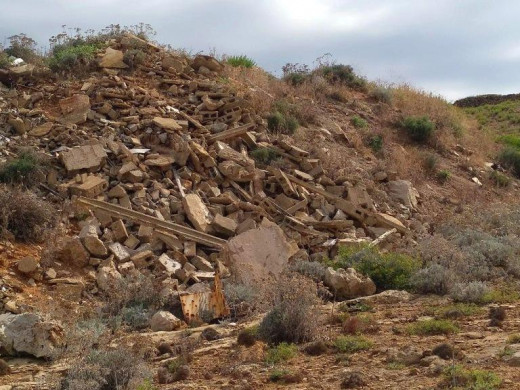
top-left (0, 186), bottom-right (57, 242)
top-left (258, 274), bottom-right (320, 344)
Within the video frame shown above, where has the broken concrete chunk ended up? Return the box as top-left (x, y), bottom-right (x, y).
top-left (190, 256), bottom-right (214, 272)
top-left (218, 161), bottom-right (255, 182)
top-left (83, 235), bottom-right (108, 258)
top-left (0, 313), bottom-right (64, 358)
top-left (157, 253), bottom-right (182, 274)
top-left (69, 175), bottom-right (108, 198)
top-left (183, 193), bottom-right (213, 233)
top-left (108, 242), bottom-right (131, 262)
top-left (96, 262), bottom-right (122, 291)
top-left (138, 225), bottom-right (154, 243)
top-left (192, 55), bottom-right (224, 73)
top-left (29, 122), bottom-right (54, 137)
top-left (131, 250), bottom-right (154, 268)
top-left (108, 184), bottom-right (127, 198)
top-left (60, 144), bottom-right (107, 174)
top-left (153, 117), bottom-right (182, 131)
top-left (111, 219), bottom-right (129, 242)
top-left (212, 214), bottom-right (237, 237)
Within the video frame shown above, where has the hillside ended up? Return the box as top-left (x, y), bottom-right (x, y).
top-left (1, 29), bottom-right (520, 389)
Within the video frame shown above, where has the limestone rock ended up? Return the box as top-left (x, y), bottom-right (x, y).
top-left (0, 313), bottom-right (64, 358)
top-left (59, 237), bottom-right (90, 268)
top-left (183, 193), bottom-right (213, 233)
top-left (224, 221), bottom-right (297, 286)
top-left (99, 47), bottom-right (128, 69)
top-left (323, 267), bottom-right (376, 300)
top-left (96, 262), bottom-right (122, 291)
top-left (60, 144), bottom-right (107, 174)
top-left (212, 214), bottom-right (237, 237)
top-left (150, 311), bottom-right (181, 331)
top-left (17, 256), bottom-right (38, 274)
top-left (83, 236), bottom-right (108, 257)
top-left (59, 94), bottom-right (91, 125)
top-left (153, 117), bottom-right (182, 131)
top-left (387, 180), bottom-right (419, 209)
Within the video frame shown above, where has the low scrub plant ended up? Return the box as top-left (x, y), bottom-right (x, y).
top-left (489, 170), bottom-right (510, 187)
top-left (402, 116), bottom-right (435, 143)
top-left (437, 169), bottom-right (451, 183)
top-left (265, 342), bottom-right (298, 364)
top-left (267, 111), bottom-right (299, 134)
top-left (0, 150), bottom-right (47, 187)
top-left (334, 335), bottom-right (372, 354)
top-left (407, 319), bottom-right (459, 336)
top-left (0, 187), bottom-right (56, 242)
top-left (369, 85), bottom-right (393, 104)
top-left (49, 43), bottom-right (100, 72)
top-left (351, 116), bottom-right (368, 129)
top-left (226, 55), bottom-right (256, 68)
top-left (258, 276), bottom-right (319, 344)
top-left (367, 135), bottom-right (383, 153)
top-left (498, 147), bottom-right (520, 177)
top-left (441, 365), bottom-right (501, 390)
top-left (319, 64), bottom-right (367, 90)
top-left (250, 147), bottom-right (281, 166)
top-left (61, 346), bottom-right (151, 390)
top-left (450, 281), bottom-right (489, 304)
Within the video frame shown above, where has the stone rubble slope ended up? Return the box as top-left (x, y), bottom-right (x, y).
top-left (0, 34), bottom-right (422, 328)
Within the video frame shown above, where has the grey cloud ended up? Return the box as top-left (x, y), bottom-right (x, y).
top-left (1, 0), bottom-right (519, 100)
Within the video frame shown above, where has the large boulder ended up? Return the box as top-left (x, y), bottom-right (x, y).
top-left (387, 180), bottom-right (419, 209)
top-left (0, 313), bottom-right (64, 358)
top-left (323, 267), bottom-right (376, 300)
top-left (224, 220), bottom-right (298, 286)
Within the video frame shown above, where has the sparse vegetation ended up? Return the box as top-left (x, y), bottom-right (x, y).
top-left (367, 134), bottom-right (383, 153)
top-left (0, 150), bottom-right (47, 187)
top-left (250, 147), bottom-right (281, 165)
top-left (489, 170), bottom-right (510, 187)
top-left (437, 169), bottom-right (451, 183)
top-left (351, 116), bottom-right (368, 129)
top-left (369, 85), bottom-right (393, 104)
top-left (258, 276), bottom-right (318, 344)
top-left (432, 303), bottom-right (483, 319)
top-left (498, 147), bottom-right (520, 177)
top-left (319, 64), bottom-right (367, 90)
top-left (402, 116), bottom-right (435, 143)
top-left (441, 365), bottom-right (501, 390)
top-left (407, 319), bottom-right (459, 335)
top-left (49, 43), bottom-right (100, 72)
top-left (267, 111), bottom-right (299, 134)
top-left (226, 55), bottom-right (256, 68)
top-left (334, 335), bottom-right (372, 354)
top-left (61, 346), bottom-right (151, 390)
top-left (123, 49), bottom-right (146, 69)
top-left (265, 342), bottom-right (298, 364)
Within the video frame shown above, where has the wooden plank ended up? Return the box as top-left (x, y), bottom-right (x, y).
top-left (76, 197), bottom-right (226, 249)
top-left (206, 123), bottom-right (256, 143)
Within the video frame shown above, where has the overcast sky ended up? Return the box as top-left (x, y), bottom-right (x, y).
top-left (1, 0), bottom-right (519, 101)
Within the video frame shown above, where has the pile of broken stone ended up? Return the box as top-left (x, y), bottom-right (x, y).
top-left (0, 34), bottom-right (417, 333)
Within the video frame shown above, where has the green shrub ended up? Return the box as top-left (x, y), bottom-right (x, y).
top-left (497, 134), bottom-right (520, 149)
top-left (265, 342), bottom-right (297, 364)
top-left (351, 116), bottom-right (368, 129)
top-left (226, 55), bottom-right (256, 68)
top-left (49, 43), bottom-right (100, 72)
top-left (334, 336), bottom-right (372, 354)
top-left (328, 91), bottom-right (347, 102)
top-left (423, 153), bottom-right (438, 172)
top-left (482, 285), bottom-right (520, 304)
top-left (121, 303), bottom-right (151, 330)
top-left (0, 52), bottom-right (10, 68)
top-left (0, 150), bottom-right (45, 187)
top-left (498, 147), bottom-right (520, 177)
top-left (402, 116), bottom-right (435, 143)
top-left (442, 365), bottom-right (501, 390)
top-left (432, 303), bottom-right (483, 319)
top-left (490, 170), bottom-right (510, 187)
top-left (407, 319), bottom-right (459, 335)
top-left (437, 169), bottom-right (451, 183)
top-left (368, 135), bottom-right (383, 152)
top-left (282, 63), bottom-right (310, 86)
top-left (250, 147), bottom-right (281, 165)
top-left (320, 64), bottom-right (366, 90)
top-left (267, 111), bottom-right (299, 134)
top-left (370, 86), bottom-right (393, 104)
top-left (335, 245), bottom-right (421, 291)
top-left (450, 281), bottom-right (489, 304)
top-left (4, 33), bottom-right (41, 64)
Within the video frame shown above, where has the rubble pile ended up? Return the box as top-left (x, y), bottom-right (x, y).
top-left (0, 34), bottom-right (412, 322)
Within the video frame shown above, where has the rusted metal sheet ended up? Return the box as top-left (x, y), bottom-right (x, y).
top-left (179, 273), bottom-right (230, 323)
